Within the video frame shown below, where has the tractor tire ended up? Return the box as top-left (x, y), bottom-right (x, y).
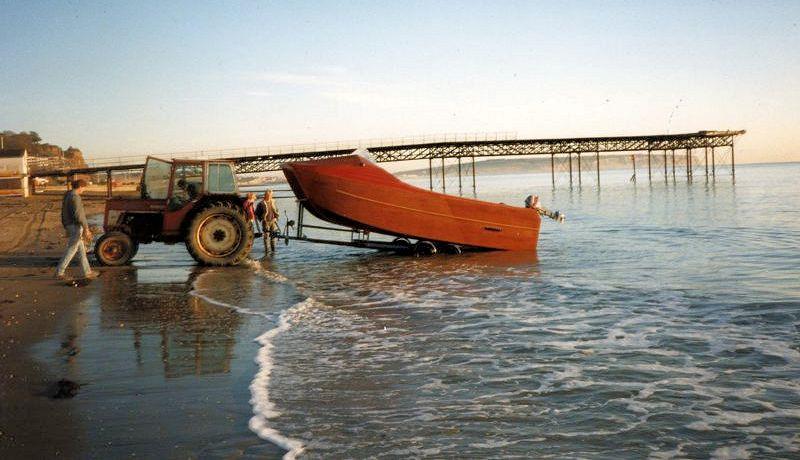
top-left (185, 202), bottom-right (253, 266)
top-left (95, 231), bottom-right (138, 266)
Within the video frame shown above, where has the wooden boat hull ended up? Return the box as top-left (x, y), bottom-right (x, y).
top-left (282, 155), bottom-right (541, 251)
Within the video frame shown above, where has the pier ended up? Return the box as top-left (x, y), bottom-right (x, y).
top-left (29, 130), bottom-right (744, 197)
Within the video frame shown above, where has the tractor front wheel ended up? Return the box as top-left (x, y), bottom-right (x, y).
top-left (95, 231), bottom-right (138, 266)
top-left (185, 202), bottom-right (254, 266)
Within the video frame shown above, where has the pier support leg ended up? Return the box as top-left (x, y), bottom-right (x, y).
top-left (106, 170), bottom-right (112, 198)
top-left (663, 150), bottom-right (668, 181)
top-left (577, 152), bottom-right (582, 187)
top-left (631, 154), bottom-right (636, 183)
top-left (471, 155), bottom-right (476, 197)
top-left (441, 157), bottom-right (446, 193)
top-left (647, 149), bottom-right (652, 182)
top-left (596, 151), bottom-right (600, 186)
top-left (686, 148), bottom-right (691, 180)
top-left (551, 154), bottom-right (555, 188)
top-left (568, 153), bottom-right (573, 188)
top-left (428, 158), bottom-right (433, 191)
top-left (731, 144), bottom-right (735, 178)
top-left (704, 147), bottom-right (709, 179)
top-left (457, 157), bottom-right (462, 196)
top-left (712, 147), bottom-right (716, 177)
top-left (671, 149), bottom-right (676, 181)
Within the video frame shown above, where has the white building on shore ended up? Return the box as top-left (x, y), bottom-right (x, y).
top-left (0, 149), bottom-right (30, 197)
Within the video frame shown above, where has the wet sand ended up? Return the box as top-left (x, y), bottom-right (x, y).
top-left (0, 195), bottom-right (283, 458)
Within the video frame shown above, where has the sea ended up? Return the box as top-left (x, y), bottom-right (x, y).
top-left (68, 162), bottom-right (800, 458)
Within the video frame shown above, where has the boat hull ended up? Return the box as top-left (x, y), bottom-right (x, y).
top-left (282, 155), bottom-right (540, 251)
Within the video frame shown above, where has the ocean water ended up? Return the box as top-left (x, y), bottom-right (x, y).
top-left (72, 163), bottom-right (800, 458)
top-left (228, 163), bottom-right (800, 458)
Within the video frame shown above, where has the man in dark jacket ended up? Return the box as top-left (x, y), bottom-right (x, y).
top-left (56, 179), bottom-right (99, 280)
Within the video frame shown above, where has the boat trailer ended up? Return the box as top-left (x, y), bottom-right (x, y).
top-left (272, 201), bottom-right (453, 256)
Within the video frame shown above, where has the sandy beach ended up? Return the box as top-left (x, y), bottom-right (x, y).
top-left (0, 194), bottom-right (284, 458)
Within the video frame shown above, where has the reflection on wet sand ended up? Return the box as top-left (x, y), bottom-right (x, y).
top-left (97, 267), bottom-right (242, 378)
top-left (32, 262), bottom-right (286, 458)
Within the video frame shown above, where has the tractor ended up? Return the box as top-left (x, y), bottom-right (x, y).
top-left (94, 157), bottom-right (254, 266)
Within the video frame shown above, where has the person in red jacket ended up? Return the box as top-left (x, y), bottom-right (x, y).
top-left (243, 192), bottom-right (257, 233)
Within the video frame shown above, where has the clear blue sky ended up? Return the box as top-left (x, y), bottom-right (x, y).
top-left (1, 0), bottom-right (798, 162)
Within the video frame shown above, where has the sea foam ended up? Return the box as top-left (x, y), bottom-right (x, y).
top-left (248, 299), bottom-right (318, 459)
top-left (190, 268), bottom-right (308, 459)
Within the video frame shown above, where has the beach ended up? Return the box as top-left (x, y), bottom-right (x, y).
top-left (0, 194), bottom-right (284, 458)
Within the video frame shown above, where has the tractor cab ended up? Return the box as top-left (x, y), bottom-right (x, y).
top-left (96, 157), bottom-right (253, 267)
top-left (140, 157), bottom-right (238, 235)
top-left (141, 157), bottom-right (236, 202)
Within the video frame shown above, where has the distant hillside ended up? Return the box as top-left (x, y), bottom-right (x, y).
top-left (1, 130), bottom-right (88, 172)
top-left (397, 153), bottom-right (697, 177)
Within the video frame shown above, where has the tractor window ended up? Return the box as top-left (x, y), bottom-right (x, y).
top-left (172, 164), bottom-right (204, 199)
top-left (142, 158), bottom-right (172, 200)
top-left (207, 163), bottom-right (236, 194)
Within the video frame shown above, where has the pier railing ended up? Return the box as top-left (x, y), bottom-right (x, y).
top-left (81, 131), bottom-right (519, 169)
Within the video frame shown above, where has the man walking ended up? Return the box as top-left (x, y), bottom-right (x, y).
top-left (56, 179), bottom-right (99, 280)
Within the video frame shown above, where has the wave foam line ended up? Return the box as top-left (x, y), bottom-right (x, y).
top-left (190, 288), bottom-right (271, 318)
top-left (189, 272), bottom-right (306, 459)
top-left (249, 299), bottom-right (316, 459)
top-left (244, 258), bottom-right (290, 283)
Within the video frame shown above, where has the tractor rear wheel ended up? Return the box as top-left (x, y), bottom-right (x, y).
top-left (185, 202), bottom-right (253, 266)
top-left (95, 231), bottom-right (138, 266)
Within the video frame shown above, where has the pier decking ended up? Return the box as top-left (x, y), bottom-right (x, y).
top-left (30, 130), bottom-right (744, 196)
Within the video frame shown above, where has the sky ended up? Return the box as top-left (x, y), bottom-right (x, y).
top-left (1, 0), bottom-right (798, 163)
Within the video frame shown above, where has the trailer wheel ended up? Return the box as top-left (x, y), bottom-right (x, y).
top-left (95, 231), bottom-right (138, 266)
top-left (442, 244), bottom-right (463, 255)
top-left (186, 202), bottom-right (254, 266)
top-left (392, 237), bottom-right (413, 255)
top-left (413, 240), bottom-right (437, 257)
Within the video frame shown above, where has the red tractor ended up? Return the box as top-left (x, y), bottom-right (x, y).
top-left (94, 157), bottom-right (254, 266)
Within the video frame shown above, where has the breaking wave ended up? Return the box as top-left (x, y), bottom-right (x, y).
top-left (190, 267), bottom-right (308, 459)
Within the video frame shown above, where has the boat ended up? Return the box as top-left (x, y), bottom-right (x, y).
top-left (281, 154), bottom-right (541, 251)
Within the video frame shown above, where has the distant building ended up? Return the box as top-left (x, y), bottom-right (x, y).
top-left (0, 149), bottom-right (30, 197)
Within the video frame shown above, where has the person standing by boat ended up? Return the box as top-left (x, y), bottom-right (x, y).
top-left (525, 195), bottom-right (565, 223)
top-left (56, 179), bottom-right (100, 280)
top-left (255, 189), bottom-right (279, 253)
top-left (243, 192), bottom-right (257, 233)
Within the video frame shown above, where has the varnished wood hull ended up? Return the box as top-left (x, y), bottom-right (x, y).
top-left (282, 155), bottom-right (540, 251)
